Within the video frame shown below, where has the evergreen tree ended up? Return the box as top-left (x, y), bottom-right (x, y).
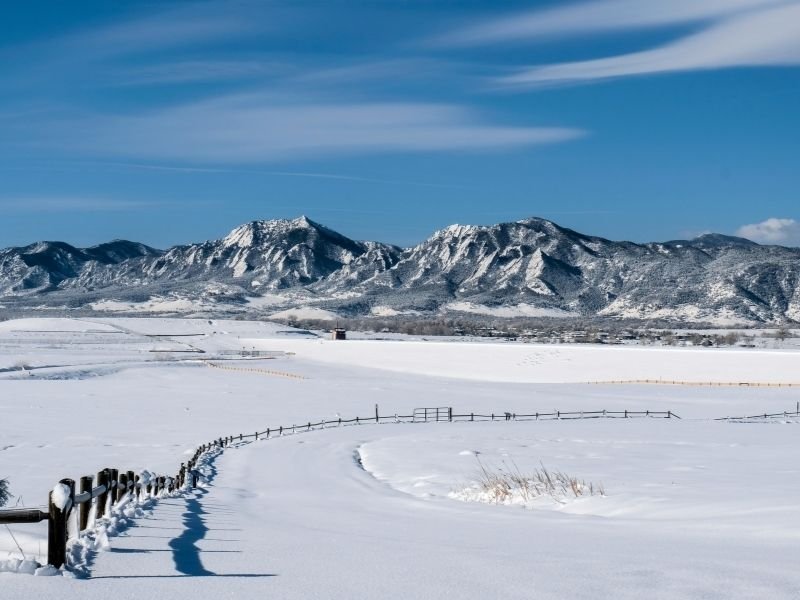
top-left (0, 478), bottom-right (10, 507)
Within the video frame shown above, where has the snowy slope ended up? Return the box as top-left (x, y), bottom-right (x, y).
top-left (1, 217), bottom-right (800, 323)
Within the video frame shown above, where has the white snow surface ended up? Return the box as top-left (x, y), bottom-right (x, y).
top-left (268, 306), bottom-right (341, 320)
top-left (88, 298), bottom-right (221, 313)
top-left (0, 318), bottom-right (119, 333)
top-left (443, 301), bottom-right (578, 318)
top-left (1, 317), bottom-right (799, 598)
top-left (244, 337), bottom-right (800, 384)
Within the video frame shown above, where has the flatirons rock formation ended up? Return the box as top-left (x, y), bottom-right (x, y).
top-left (1, 216), bottom-right (799, 324)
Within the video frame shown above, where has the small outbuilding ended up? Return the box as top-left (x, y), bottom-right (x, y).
top-left (331, 327), bottom-right (347, 341)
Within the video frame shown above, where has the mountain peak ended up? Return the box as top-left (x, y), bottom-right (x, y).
top-left (221, 217), bottom-right (318, 248)
top-left (435, 223), bottom-right (480, 238)
top-left (691, 233), bottom-right (756, 247)
top-left (293, 215), bottom-right (314, 228)
top-left (2, 216), bottom-right (800, 324)
top-left (24, 241), bottom-right (79, 254)
top-left (515, 216), bottom-right (556, 227)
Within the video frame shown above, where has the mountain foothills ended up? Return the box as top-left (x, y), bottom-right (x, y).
top-left (1, 216), bottom-right (799, 324)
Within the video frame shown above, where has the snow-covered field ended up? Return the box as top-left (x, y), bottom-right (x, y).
top-left (1, 317), bottom-right (799, 598)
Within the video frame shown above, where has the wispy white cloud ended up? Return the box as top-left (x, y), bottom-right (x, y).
top-left (0, 4), bottom-right (271, 103)
top-left (436, 0), bottom-right (786, 46)
top-left (56, 5), bottom-right (260, 58)
top-left (75, 161), bottom-right (470, 189)
top-left (500, 3), bottom-right (800, 85)
top-left (290, 57), bottom-right (483, 86)
top-left (0, 197), bottom-right (156, 213)
top-left (34, 94), bottom-right (585, 162)
top-left (736, 218), bottom-right (800, 245)
top-left (111, 60), bottom-right (284, 86)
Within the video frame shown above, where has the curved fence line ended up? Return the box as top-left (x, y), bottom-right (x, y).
top-left (203, 360), bottom-right (306, 380)
top-left (586, 379), bottom-right (800, 388)
top-left (0, 405), bottom-right (678, 572)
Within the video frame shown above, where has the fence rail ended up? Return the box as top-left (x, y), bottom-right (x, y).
top-left (0, 447), bottom-right (209, 568)
top-left (0, 404), bottom-right (679, 571)
top-left (204, 361), bottom-right (305, 379)
top-left (714, 401), bottom-right (800, 422)
top-left (0, 508), bottom-right (48, 524)
top-left (715, 411), bottom-right (800, 422)
top-left (587, 379), bottom-right (800, 388)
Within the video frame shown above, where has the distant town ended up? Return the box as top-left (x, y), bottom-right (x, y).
top-left (279, 316), bottom-right (798, 349)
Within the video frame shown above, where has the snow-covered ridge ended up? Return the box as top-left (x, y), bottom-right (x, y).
top-left (1, 216), bottom-right (799, 324)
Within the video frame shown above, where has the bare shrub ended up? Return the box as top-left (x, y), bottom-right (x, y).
top-left (470, 457), bottom-right (604, 505)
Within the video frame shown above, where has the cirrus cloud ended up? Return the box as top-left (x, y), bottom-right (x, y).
top-left (498, 2), bottom-right (800, 86)
top-left (28, 94), bottom-right (586, 163)
top-left (436, 0), bottom-right (785, 47)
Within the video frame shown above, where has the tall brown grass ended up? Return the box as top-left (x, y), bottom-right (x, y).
top-left (473, 457), bottom-right (604, 504)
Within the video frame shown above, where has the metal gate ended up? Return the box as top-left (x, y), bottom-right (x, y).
top-left (412, 407), bottom-right (452, 422)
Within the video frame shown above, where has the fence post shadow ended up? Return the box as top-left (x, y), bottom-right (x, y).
top-left (167, 450), bottom-right (220, 576)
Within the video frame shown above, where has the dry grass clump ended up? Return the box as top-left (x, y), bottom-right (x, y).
top-left (473, 457), bottom-right (604, 504)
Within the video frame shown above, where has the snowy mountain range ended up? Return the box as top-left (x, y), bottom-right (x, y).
top-left (1, 216), bottom-right (799, 324)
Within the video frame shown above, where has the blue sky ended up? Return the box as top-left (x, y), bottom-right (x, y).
top-left (1, 0), bottom-right (799, 248)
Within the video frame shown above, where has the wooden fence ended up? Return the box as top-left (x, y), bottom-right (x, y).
top-left (203, 361), bottom-right (306, 379)
top-left (0, 405), bottom-right (678, 570)
top-left (587, 379), bottom-right (800, 388)
top-left (714, 403), bottom-right (800, 422)
top-left (0, 445), bottom-right (210, 568)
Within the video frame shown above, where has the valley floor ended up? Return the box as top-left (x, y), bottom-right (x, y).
top-left (1, 317), bottom-right (799, 598)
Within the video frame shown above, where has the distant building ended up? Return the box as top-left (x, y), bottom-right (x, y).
top-left (332, 328), bottom-right (347, 341)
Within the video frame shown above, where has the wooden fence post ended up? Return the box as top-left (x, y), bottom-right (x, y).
top-left (126, 471), bottom-right (135, 497)
top-left (117, 472), bottom-right (128, 504)
top-left (48, 478), bottom-right (74, 568)
top-left (79, 475), bottom-right (92, 532)
top-left (109, 469), bottom-right (119, 508)
top-left (375, 404), bottom-right (379, 423)
top-left (449, 407), bottom-right (453, 422)
top-left (96, 469), bottom-right (110, 519)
